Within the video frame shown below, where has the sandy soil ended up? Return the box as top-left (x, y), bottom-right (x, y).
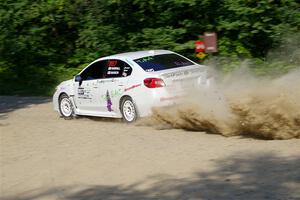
top-left (0, 96), bottom-right (300, 200)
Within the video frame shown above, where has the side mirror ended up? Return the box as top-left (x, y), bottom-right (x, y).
top-left (75, 75), bottom-right (82, 85)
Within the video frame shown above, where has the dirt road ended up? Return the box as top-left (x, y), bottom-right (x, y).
top-left (1, 96), bottom-right (300, 200)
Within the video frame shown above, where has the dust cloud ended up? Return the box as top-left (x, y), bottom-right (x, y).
top-left (140, 67), bottom-right (300, 140)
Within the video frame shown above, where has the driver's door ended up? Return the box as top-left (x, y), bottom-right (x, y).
top-left (74, 60), bottom-right (107, 115)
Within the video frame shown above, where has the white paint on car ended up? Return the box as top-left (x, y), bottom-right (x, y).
top-left (53, 50), bottom-right (212, 119)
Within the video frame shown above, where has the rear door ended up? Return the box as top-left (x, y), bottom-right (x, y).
top-left (96, 59), bottom-right (133, 116)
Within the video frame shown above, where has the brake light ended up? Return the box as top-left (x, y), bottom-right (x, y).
top-left (144, 78), bottom-right (165, 88)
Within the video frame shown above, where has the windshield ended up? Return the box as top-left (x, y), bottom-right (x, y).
top-left (134, 53), bottom-right (194, 72)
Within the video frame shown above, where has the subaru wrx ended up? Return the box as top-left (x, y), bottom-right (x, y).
top-left (53, 50), bottom-right (212, 122)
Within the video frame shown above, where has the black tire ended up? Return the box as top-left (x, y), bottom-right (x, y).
top-left (58, 93), bottom-right (74, 119)
top-left (120, 97), bottom-right (138, 123)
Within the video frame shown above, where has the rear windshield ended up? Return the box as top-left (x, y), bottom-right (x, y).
top-left (134, 53), bottom-right (194, 72)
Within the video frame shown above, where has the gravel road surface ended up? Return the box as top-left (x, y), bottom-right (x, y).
top-left (1, 96), bottom-right (300, 200)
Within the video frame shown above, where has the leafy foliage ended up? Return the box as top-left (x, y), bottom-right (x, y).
top-left (0, 0), bottom-right (299, 95)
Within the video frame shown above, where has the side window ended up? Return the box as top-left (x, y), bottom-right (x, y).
top-left (105, 59), bottom-right (132, 78)
top-left (80, 60), bottom-right (107, 81)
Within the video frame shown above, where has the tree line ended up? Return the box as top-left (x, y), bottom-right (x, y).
top-left (0, 0), bottom-right (299, 95)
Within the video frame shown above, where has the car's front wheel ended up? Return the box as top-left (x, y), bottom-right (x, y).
top-left (121, 97), bottom-right (138, 123)
top-left (59, 94), bottom-right (74, 119)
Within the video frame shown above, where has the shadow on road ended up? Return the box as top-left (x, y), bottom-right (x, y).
top-left (84, 116), bottom-right (122, 123)
top-left (3, 153), bottom-right (300, 200)
top-left (0, 96), bottom-right (51, 119)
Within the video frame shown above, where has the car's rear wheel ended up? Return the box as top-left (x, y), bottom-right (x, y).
top-left (121, 97), bottom-right (137, 123)
top-left (59, 93), bottom-right (74, 119)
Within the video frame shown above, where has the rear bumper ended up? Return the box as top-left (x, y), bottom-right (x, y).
top-left (133, 92), bottom-right (187, 118)
top-left (134, 77), bottom-right (213, 117)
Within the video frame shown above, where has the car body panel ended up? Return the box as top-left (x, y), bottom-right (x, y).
top-left (53, 50), bottom-right (212, 118)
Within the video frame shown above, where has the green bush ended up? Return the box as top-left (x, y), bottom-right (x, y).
top-left (0, 0), bottom-right (299, 95)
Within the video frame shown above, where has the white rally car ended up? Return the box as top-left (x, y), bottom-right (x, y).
top-left (53, 50), bottom-right (212, 122)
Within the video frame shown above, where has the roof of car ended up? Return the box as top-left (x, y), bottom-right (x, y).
top-left (102, 50), bottom-right (174, 60)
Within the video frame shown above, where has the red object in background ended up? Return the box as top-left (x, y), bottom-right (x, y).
top-left (195, 40), bottom-right (206, 53)
top-left (204, 32), bottom-right (218, 53)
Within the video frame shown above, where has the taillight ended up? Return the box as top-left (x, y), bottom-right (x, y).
top-left (144, 78), bottom-right (165, 88)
